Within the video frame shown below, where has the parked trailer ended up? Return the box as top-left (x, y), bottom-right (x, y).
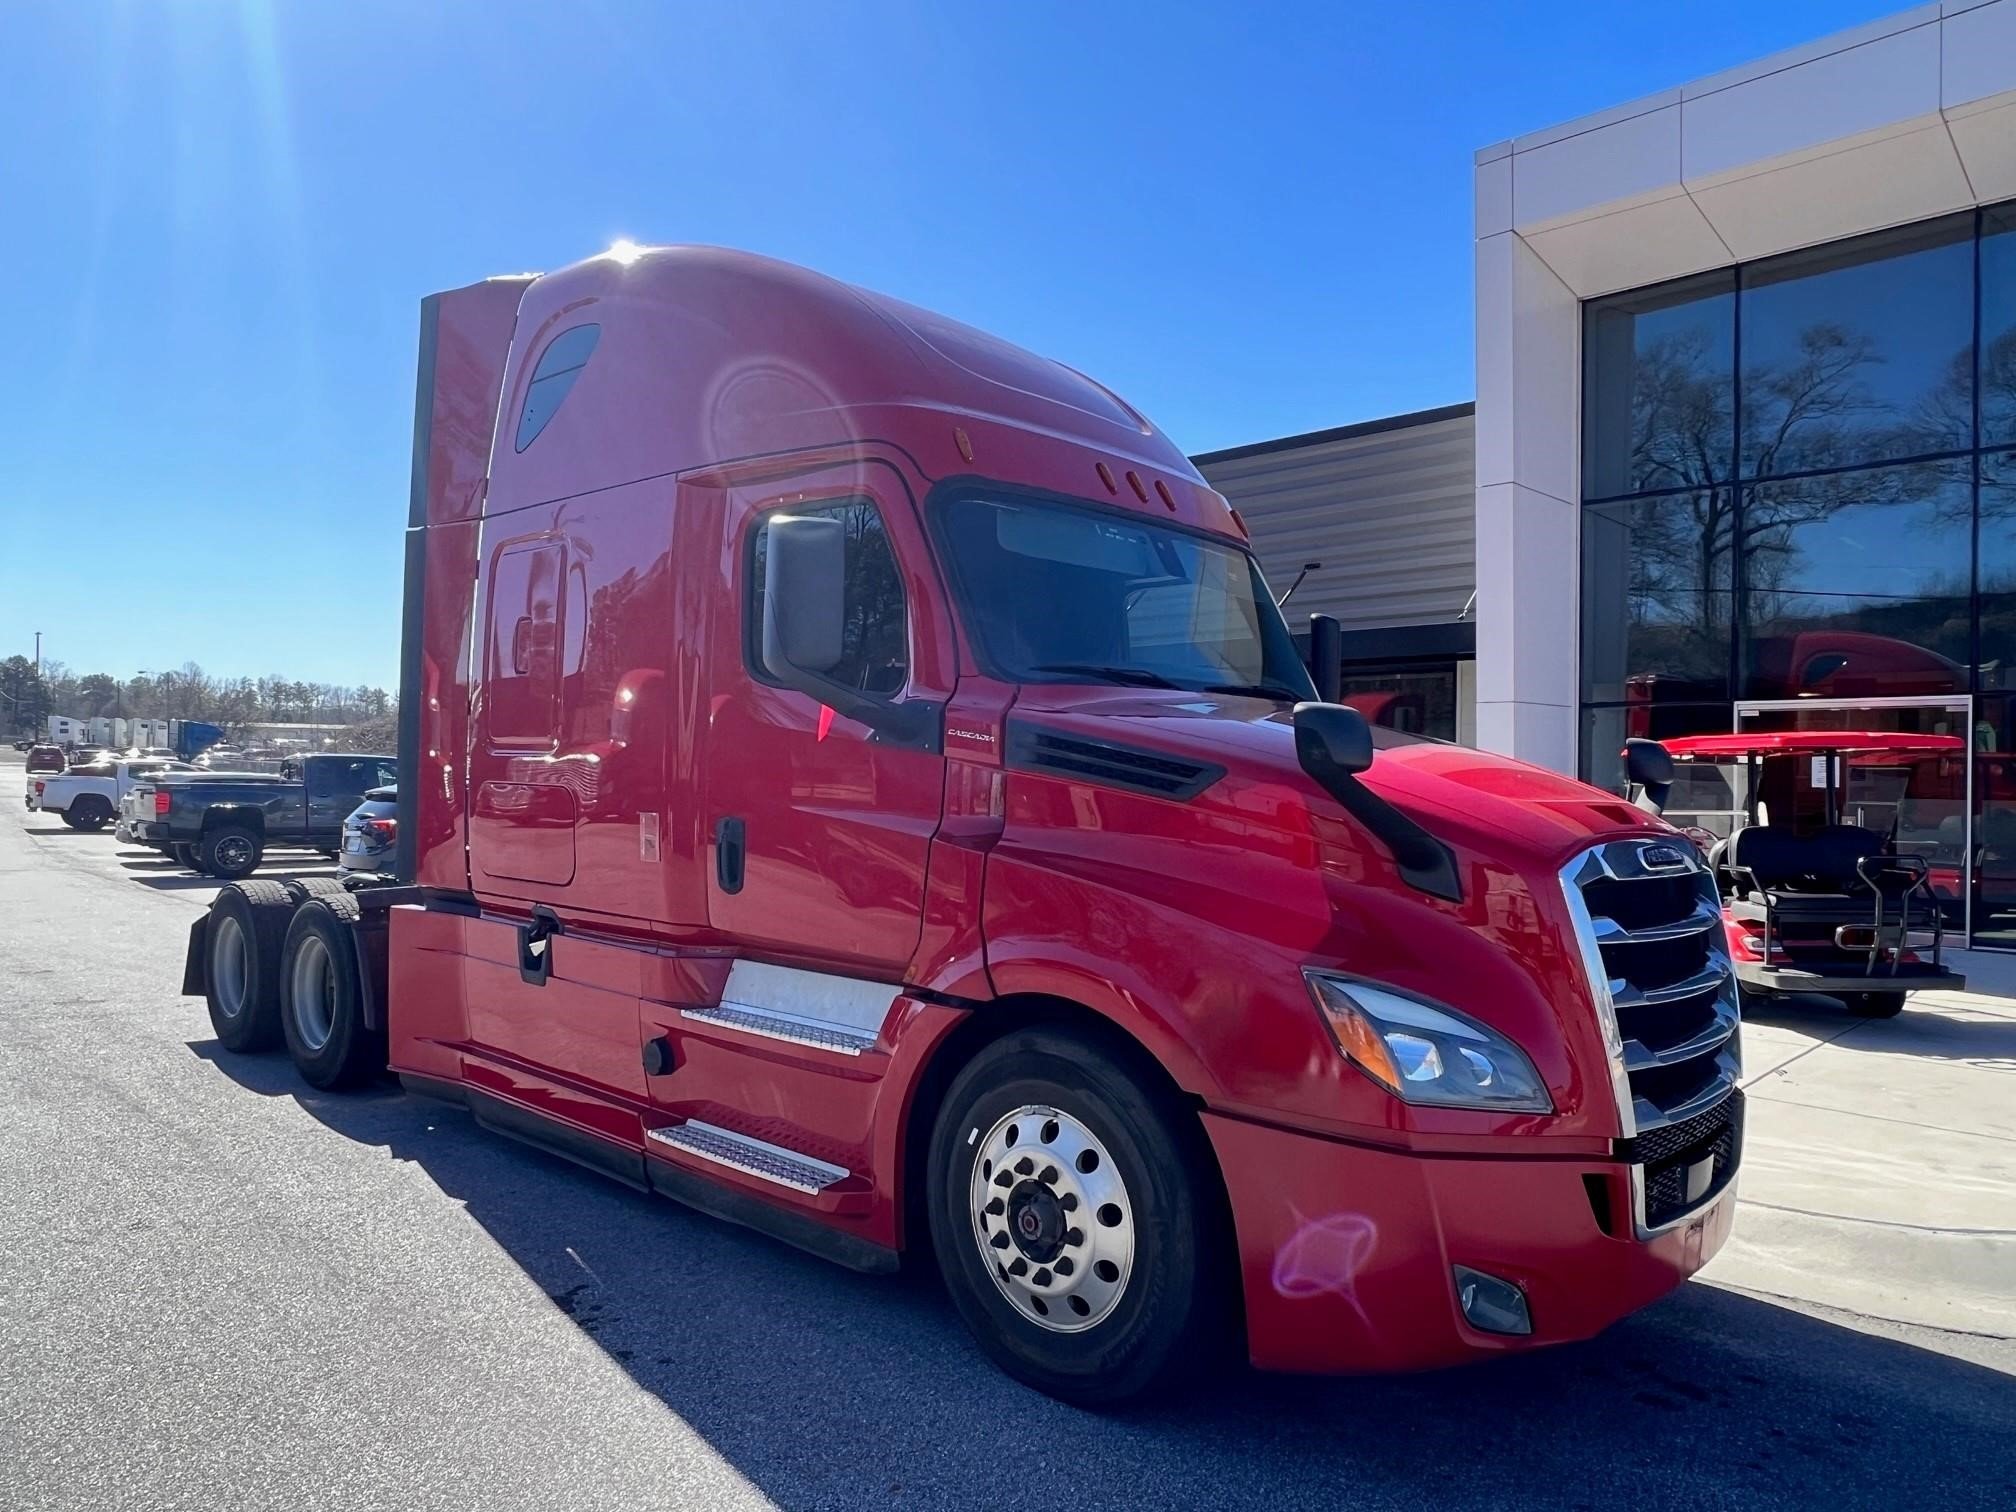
top-left (183, 247), bottom-right (1742, 1403)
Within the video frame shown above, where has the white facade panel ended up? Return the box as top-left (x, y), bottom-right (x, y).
top-left (1474, 0), bottom-right (2016, 772)
top-left (1512, 104), bottom-right (1683, 230)
top-left (1679, 23), bottom-right (1943, 183)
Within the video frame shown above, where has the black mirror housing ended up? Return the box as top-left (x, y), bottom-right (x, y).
top-left (1623, 737), bottom-right (1676, 815)
top-left (1293, 700), bottom-right (1373, 778)
top-left (1306, 614), bottom-right (1344, 705)
top-left (1292, 701), bottom-right (1461, 902)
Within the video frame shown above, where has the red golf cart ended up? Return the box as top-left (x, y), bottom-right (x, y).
top-left (1633, 731), bottom-right (1969, 1018)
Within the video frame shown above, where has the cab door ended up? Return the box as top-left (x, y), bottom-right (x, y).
top-left (703, 458), bottom-right (952, 976)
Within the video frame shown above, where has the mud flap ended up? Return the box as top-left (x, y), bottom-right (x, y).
top-left (181, 913), bottom-right (210, 997)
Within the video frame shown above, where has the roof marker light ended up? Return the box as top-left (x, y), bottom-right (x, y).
top-left (1095, 462), bottom-right (1118, 494)
top-left (955, 426), bottom-right (974, 463)
top-left (1125, 469), bottom-right (1149, 503)
top-left (1154, 479), bottom-right (1177, 511)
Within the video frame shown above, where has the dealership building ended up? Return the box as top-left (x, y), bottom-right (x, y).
top-left (1204, 2), bottom-right (2016, 948)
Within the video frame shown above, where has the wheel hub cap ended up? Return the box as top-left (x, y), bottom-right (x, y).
top-left (968, 1104), bottom-right (1135, 1334)
top-left (1006, 1181), bottom-right (1066, 1262)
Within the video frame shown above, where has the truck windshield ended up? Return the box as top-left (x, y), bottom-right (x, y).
top-left (935, 491), bottom-right (1315, 699)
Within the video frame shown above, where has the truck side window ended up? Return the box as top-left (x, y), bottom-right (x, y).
top-left (746, 500), bottom-right (908, 697)
top-left (486, 541), bottom-right (566, 746)
top-left (514, 323), bottom-right (601, 452)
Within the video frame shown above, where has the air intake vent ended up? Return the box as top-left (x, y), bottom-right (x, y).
top-left (1006, 724), bottom-right (1224, 800)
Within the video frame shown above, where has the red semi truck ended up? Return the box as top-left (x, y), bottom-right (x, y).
top-left (183, 246), bottom-right (1740, 1403)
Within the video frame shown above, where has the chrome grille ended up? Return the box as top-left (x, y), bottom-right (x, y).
top-left (1560, 840), bottom-right (1740, 1141)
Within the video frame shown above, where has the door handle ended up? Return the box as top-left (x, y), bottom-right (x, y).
top-left (715, 816), bottom-right (745, 894)
top-left (518, 905), bottom-right (563, 986)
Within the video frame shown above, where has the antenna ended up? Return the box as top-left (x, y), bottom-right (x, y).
top-left (1275, 562), bottom-right (1321, 609)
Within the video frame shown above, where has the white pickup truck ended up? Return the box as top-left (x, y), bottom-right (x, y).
top-left (30, 758), bottom-right (197, 831)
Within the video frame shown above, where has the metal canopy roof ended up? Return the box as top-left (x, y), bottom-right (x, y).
top-left (1655, 732), bottom-right (1968, 759)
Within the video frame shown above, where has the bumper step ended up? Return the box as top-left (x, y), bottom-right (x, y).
top-left (680, 1003), bottom-right (877, 1056)
top-left (646, 1120), bottom-right (850, 1194)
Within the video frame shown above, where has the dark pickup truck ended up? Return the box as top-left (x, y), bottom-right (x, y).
top-left (137, 753), bottom-right (398, 879)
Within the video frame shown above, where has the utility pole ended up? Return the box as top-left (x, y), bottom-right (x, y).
top-left (33, 631), bottom-right (41, 675)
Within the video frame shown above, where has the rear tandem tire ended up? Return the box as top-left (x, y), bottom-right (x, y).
top-left (279, 893), bottom-right (383, 1090)
top-left (283, 876), bottom-right (349, 904)
top-left (1846, 991), bottom-right (1907, 1018)
top-left (204, 880), bottom-right (296, 1052)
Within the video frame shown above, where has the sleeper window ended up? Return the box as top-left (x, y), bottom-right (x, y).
top-left (514, 323), bottom-right (601, 452)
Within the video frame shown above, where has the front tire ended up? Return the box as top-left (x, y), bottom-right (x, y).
top-left (279, 894), bottom-right (382, 1090)
top-left (204, 880), bottom-right (295, 1052)
top-left (926, 1026), bottom-right (1227, 1406)
top-left (200, 827), bottom-right (263, 880)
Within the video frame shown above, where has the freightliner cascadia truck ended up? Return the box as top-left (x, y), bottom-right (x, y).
top-left (182, 246), bottom-right (1741, 1404)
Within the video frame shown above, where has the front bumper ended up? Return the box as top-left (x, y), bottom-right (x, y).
top-left (1204, 1112), bottom-right (1735, 1373)
top-left (1736, 960), bottom-right (1964, 997)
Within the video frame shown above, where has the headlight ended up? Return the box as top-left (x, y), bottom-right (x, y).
top-left (1303, 973), bottom-right (1552, 1113)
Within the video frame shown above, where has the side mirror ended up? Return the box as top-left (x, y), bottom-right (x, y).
top-left (1292, 700), bottom-right (1372, 780)
top-left (1623, 737), bottom-right (1675, 814)
top-left (761, 514), bottom-right (847, 680)
top-left (758, 513), bottom-right (939, 752)
top-left (1292, 701), bottom-right (1461, 902)
top-left (1306, 614), bottom-right (1343, 705)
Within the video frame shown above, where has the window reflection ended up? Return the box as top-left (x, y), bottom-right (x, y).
top-left (1740, 217), bottom-right (1973, 477)
top-left (1976, 694), bottom-right (2016, 947)
top-left (1981, 455), bottom-right (2016, 693)
top-left (1580, 703), bottom-right (1731, 801)
top-left (1583, 273), bottom-right (1734, 499)
top-left (1581, 493), bottom-right (1733, 703)
top-left (1983, 208), bottom-right (2016, 448)
top-left (1741, 466), bottom-right (1972, 699)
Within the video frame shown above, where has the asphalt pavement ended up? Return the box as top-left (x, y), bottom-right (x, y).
top-left (1, 760), bottom-right (2012, 1511)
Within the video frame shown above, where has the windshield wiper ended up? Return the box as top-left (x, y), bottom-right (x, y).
top-left (1028, 663), bottom-right (1183, 689)
top-left (1203, 681), bottom-right (1307, 703)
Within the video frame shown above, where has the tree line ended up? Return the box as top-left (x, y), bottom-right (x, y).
top-left (2, 656), bottom-right (395, 740)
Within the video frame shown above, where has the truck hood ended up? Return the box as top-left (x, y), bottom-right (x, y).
top-left (1010, 685), bottom-right (1671, 870)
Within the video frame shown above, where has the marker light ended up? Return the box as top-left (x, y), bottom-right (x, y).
top-left (1304, 973), bottom-right (1552, 1112)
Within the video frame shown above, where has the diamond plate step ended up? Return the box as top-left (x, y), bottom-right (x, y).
top-left (646, 1120), bottom-right (850, 1194)
top-left (681, 1004), bottom-right (878, 1056)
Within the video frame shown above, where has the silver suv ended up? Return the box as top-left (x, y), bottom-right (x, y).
top-left (338, 787), bottom-right (397, 874)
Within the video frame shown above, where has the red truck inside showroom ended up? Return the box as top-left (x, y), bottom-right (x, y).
top-left (182, 245), bottom-right (1740, 1404)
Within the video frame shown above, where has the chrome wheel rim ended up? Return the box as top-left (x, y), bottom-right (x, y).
top-left (968, 1104), bottom-right (1135, 1333)
top-left (212, 914), bottom-right (248, 1020)
top-left (290, 934), bottom-right (335, 1052)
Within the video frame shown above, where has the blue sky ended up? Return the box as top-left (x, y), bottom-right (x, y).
top-left (0, 0), bottom-right (1905, 689)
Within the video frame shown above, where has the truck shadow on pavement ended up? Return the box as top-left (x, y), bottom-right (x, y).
top-left (1741, 995), bottom-right (2016, 1068)
top-left (186, 1041), bottom-right (2016, 1511)
top-left (116, 855), bottom-right (341, 891)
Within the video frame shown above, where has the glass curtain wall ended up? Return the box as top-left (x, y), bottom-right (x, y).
top-left (1582, 203), bottom-right (2016, 945)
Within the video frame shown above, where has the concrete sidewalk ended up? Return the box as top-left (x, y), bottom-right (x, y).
top-left (1710, 947), bottom-right (2016, 1338)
